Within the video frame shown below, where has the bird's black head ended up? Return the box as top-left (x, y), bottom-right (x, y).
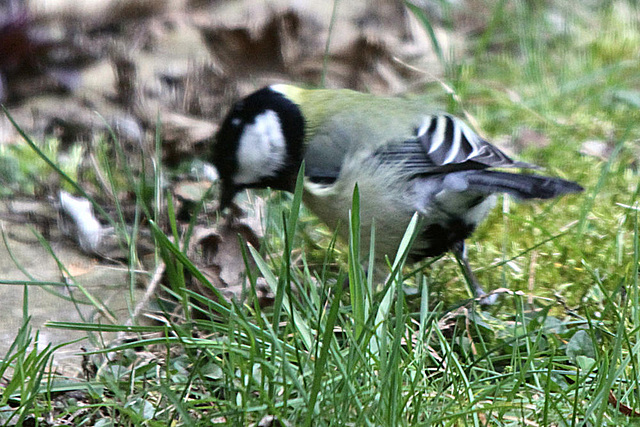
top-left (212, 86), bottom-right (305, 210)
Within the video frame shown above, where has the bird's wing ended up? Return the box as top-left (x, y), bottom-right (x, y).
top-left (304, 133), bottom-right (349, 184)
top-left (375, 115), bottom-right (536, 176)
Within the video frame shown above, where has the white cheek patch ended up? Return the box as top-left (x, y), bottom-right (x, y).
top-left (234, 110), bottom-right (287, 185)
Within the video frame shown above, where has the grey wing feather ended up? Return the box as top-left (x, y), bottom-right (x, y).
top-left (304, 133), bottom-right (348, 184)
top-left (377, 115), bottom-right (536, 175)
top-left (459, 170), bottom-right (584, 199)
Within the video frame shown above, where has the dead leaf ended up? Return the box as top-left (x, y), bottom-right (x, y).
top-left (159, 112), bottom-right (217, 165)
top-left (199, 10), bottom-right (323, 78)
top-left (186, 220), bottom-right (262, 304)
top-left (609, 389), bottom-right (640, 417)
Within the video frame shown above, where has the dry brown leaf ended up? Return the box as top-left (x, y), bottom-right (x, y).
top-left (186, 220), bottom-right (263, 304)
top-left (61, 261), bottom-right (97, 278)
top-left (199, 10), bottom-right (323, 78)
top-left (159, 112), bottom-right (217, 165)
top-left (357, 0), bottom-right (413, 42)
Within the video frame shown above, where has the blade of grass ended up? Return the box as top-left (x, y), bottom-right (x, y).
top-left (348, 184), bottom-right (367, 340)
top-left (320, 0), bottom-right (340, 87)
top-left (405, 2), bottom-right (445, 68)
top-left (272, 164), bottom-right (306, 331)
top-left (305, 262), bottom-right (345, 425)
top-left (248, 245), bottom-right (313, 352)
top-left (148, 219), bottom-right (230, 311)
top-left (371, 213), bottom-right (420, 356)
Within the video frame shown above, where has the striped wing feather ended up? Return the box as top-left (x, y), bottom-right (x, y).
top-left (376, 115), bottom-right (536, 175)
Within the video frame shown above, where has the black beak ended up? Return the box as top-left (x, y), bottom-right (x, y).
top-left (218, 180), bottom-right (237, 212)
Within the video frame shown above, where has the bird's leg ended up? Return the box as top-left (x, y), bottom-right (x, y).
top-left (452, 241), bottom-right (497, 305)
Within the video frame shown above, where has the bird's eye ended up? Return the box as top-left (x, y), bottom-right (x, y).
top-left (231, 117), bottom-right (242, 127)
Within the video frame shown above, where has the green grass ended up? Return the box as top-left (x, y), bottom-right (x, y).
top-left (2, 0), bottom-right (640, 425)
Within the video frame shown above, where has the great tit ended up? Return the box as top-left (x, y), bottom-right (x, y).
top-left (211, 84), bottom-right (583, 299)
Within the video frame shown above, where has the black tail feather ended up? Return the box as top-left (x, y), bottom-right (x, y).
top-left (464, 170), bottom-right (583, 200)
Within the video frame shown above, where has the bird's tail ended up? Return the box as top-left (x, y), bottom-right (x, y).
top-left (464, 170), bottom-right (583, 200)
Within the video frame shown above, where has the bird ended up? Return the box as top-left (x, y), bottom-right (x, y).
top-left (210, 84), bottom-right (583, 300)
